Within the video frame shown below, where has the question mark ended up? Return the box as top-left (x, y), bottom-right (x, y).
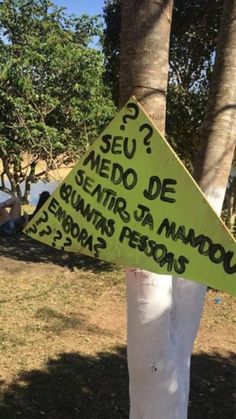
top-left (25, 224), bottom-right (37, 235)
top-left (39, 225), bottom-right (52, 237)
top-left (120, 103), bottom-right (139, 131)
top-left (61, 237), bottom-right (72, 251)
top-left (139, 123), bottom-right (153, 154)
top-left (52, 230), bottom-right (63, 247)
top-left (36, 210), bottom-right (48, 226)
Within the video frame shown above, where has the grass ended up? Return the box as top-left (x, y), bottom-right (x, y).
top-left (0, 235), bottom-right (235, 418)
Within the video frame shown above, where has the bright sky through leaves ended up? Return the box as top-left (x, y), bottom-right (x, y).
top-left (54, 0), bottom-right (105, 16)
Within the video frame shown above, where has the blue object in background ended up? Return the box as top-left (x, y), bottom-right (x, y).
top-left (0, 181), bottom-right (58, 207)
top-left (214, 296), bottom-right (222, 304)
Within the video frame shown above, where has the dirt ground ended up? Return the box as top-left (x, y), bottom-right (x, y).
top-left (0, 234), bottom-right (235, 419)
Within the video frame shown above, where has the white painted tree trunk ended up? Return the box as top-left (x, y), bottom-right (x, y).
top-left (126, 192), bottom-right (223, 419)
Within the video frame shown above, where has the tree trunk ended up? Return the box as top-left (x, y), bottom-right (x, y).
top-left (174, 2), bottom-right (236, 417)
top-left (120, 1), bottom-right (176, 418)
top-left (120, 0), bottom-right (173, 135)
top-left (2, 157), bottom-right (17, 196)
top-left (194, 0), bottom-right (236, 213)
top-left (120, 0), bottom-right (236, 418)
top-left (23, 161), bottom-right (37, 204)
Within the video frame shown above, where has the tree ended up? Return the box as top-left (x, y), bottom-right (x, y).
top-left (102, 0), bottom-right (120, 105)
top-left (194, 0), bottom-right (236, 213)
top-left (119, 0), bottom-right (236, 418)
top-left (167, 0), bottom-right (223, 165)
top-left (222, 174), bottom-right (236, 234)
top-left (119, 1), bottom-right (175, 418)
top-left (0, 0), bottom-right (115, 201)
top-left (119, 0), bottom-right (173, 134)
top-left (103, 0), bottom-right (236, 229)
top-left (103, 0), bottom-right (224, 161)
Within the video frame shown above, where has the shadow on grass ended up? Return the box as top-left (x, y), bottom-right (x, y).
top-left (0, 234), bottom-right (114, 272)
top-left (0, 349), bottom-right (235, 419)
top-left (189, 351), bottom-right (236, 419)
top-left (0, 348), bottom-right (129, 419)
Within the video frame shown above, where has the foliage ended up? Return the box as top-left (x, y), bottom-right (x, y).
top-left (0, 0), bottom-right (115, 201)
top-left (167, 0), bottom-right (223, 167)
top-left (222, 174), bottom-right (236, 235)
top-left (102, 0), bottom-right (120, 106)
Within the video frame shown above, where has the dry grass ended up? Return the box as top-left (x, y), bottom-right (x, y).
top-left (0, 235), bottom-right (235, 418)
top-left (0, 261), bottom-right (126, 386)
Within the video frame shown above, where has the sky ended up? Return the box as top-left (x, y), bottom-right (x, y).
top-left (54, 0), bottom-right (105, 17)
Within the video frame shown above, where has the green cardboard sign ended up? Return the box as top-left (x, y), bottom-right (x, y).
top-left (25, 97), bottom-right (236, 296)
